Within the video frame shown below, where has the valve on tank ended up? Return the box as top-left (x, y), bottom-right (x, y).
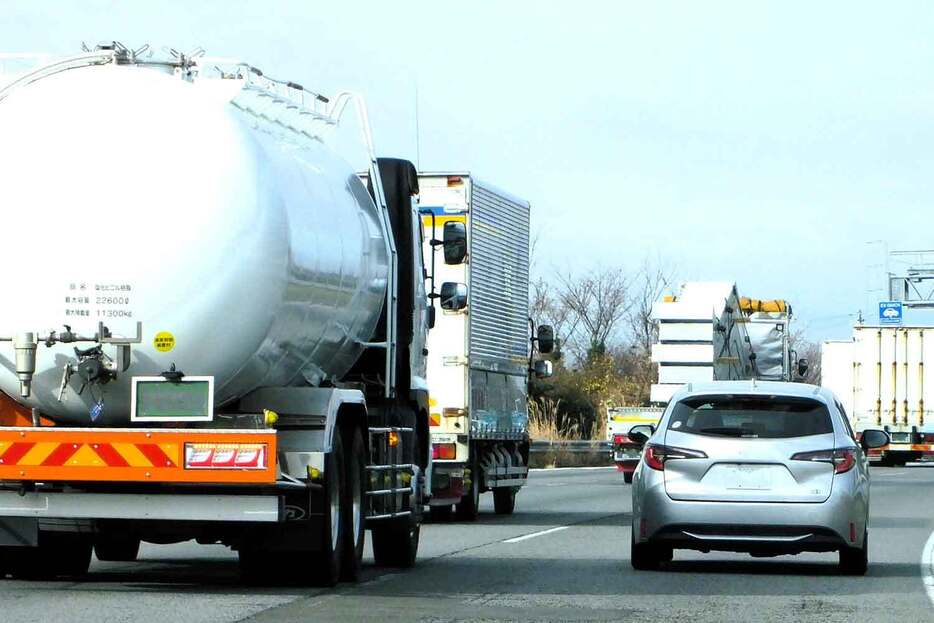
top-left (12, 333), bottom-right (38, 398)
top-left (0, 322), bottom-right (142, 400)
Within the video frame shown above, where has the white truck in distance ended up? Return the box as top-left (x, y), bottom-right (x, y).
top-left (0, 43), bottom-right (447, 586)
top-left (418, 173), bottom-right (553, 519)
top-left (823, 325), bottom-right (934, 465)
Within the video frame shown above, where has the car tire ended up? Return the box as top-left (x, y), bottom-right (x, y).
top-left (839, 531), bottom-right (868, 576)
top-left (623, 471), bottom-right (634, 484)
top-left (630, 527), bottom-right (669, 571)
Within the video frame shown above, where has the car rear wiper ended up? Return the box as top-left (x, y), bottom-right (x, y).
top-left (698, 426), bottom-right (759, 438)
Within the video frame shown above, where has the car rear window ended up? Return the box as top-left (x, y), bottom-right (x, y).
top-left (667, 395), bottom-right (833, 438)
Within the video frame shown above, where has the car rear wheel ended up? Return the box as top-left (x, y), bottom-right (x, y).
top-left (630, 527), bottom-right (671, 570)
top-left (839, 531), bottom-right (868, 575)
top-left (623, 471), bottom-right (634, 484)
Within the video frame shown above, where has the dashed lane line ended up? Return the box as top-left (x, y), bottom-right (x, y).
top-left (503, 526), bottom-right (569, 543)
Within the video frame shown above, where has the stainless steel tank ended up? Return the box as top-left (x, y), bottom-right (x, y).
top-left (0, 59), bottom-right (389, 423)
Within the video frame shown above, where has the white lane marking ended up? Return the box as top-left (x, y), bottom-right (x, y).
top-left (922, 530), bottom-right (934, 607)
top-left (529, 466), bottom-right (617, 473)
top-left (503, 526), bottom-right (569, 543)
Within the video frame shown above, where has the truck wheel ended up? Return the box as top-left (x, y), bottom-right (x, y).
top-left (310, 426), bottom-right (346, 586)
top-left (11, 533), bottom-right (92, 579)
top-left (95, 534), bottom-right (140, 562)
top-left (340, 426), bottom-right (366, 582)
top-left (456, 463), bottom-right (481, 521)
top-left (0, 547), bottom-right (15, 578)
top-left (372, 515), bottom-right (420, 568)
top-left (493, 488), bottom-right (517, 515)
top-left (429, 505), bottom-right (453, 522)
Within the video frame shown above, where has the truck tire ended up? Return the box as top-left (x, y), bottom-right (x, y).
top-left (372, 515), bottom-right (420, 568)
top-left (310, 426), bottom-right (346, 586)
top-left (429, 505), bottom-right (453, 522)
top-left (493, 487), bottom-right (516, 515)
top-left (95, 534), bottom-right (140, 562)
top-left (340, 426), bottom-right (366, 582)
top-left (455, 462), bottom-right (480, 521)
top-left (11, 533), bottom-right (92, 579)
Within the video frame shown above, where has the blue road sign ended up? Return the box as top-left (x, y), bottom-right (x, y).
top-left (879, 301), bottom-right (903, 325)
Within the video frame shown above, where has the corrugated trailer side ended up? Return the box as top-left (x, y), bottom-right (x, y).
top-left (823, 326), bottom-right (934, 464)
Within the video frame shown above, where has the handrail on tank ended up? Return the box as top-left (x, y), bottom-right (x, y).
top-left (0, 50), bottom-right (116, 104)
top-left (328, 91), bottom-right (399, 399)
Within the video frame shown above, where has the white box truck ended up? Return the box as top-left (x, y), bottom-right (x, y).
top-left (822, 325), bottom-right (934, 465)
top-left (418, 173), bottom-right (552, 519)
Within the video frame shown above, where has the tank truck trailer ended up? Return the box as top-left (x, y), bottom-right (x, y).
top-left (417, 173), bottom-right (554, 519)
top-left (0, 44), bottom-right (455, 585)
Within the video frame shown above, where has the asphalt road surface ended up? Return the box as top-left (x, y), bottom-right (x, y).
top-left (3, 465), bottom-right (934, 622)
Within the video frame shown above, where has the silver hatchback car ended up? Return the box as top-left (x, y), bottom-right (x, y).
top-left (630, 381), bottom-right (889, 574)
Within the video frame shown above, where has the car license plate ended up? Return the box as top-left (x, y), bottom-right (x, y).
top-left (726, 464), bottom-right (773, 490)
top-left (615, 448), bottom-right (641, 461)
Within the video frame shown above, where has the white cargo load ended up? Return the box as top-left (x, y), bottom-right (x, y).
top-left (822, 326), bottom-right (934, 455)
top-left (649, 282), bottom-right (791, 404)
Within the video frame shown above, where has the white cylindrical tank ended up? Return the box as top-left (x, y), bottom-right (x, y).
top-left (0, 61), bottom-right (388, 424)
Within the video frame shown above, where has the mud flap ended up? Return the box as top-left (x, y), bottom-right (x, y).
top-left (0, 518), bottom-right (37, 547)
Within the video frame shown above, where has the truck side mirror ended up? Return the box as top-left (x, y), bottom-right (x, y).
top-left (443, 221), bottom-right (467, 265)
top-left (534, 360), bottom-right (553, 379)
top-left (440, 282), bottom-right (467, 311)
top-left (428, 306), bottom-right (436, 329)
top-left (797, 358), bottom-right (809, 378)
top-left (537, 325), bottom-right (555, 354)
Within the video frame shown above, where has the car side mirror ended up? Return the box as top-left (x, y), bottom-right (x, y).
top-left (442, 221), bottom-right (467, 265)
top-left (440, 282), bottom-right (468, 311)
top-left (628, 424), bottom-right (655, 445)
top-left (533, 359), bottom-right (553, 379)
top-left (797, 358), bottom-right (809, 378)
top-left (537, 325), bottom-right (555, 354)
top-left (860, 429), bottom-right (889, 450)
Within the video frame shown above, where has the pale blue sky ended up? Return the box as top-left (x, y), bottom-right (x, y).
top-left (4, 1), bottom-right (933, 340)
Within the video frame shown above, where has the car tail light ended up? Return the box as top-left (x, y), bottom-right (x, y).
top-left (432, 443), bottom-right (456, 460)
top-left (613, 434), bottom-right (628, 445)
top-left (643, 444), bottom-right (707, 471)
top-left (185, 443), bottom-right (267, 470)
top-left (790, 448), bottom-right (856, 474)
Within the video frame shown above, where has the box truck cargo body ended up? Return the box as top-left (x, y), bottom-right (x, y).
top-left (822, 326), bottom-right (934, 464)
top-left (419, 173), bottom-right (532, 519)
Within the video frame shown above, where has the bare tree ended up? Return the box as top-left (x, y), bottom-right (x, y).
top-left (627, 260), bottom-right (676, 356)
top-left (558, 267), bottom-right (631, 362)
top-left (530, 276), bottom-right (578, 358)
top-left (789, 327), bottom-right (822, 385)
top-left (622, 260), bottom-right (677, 403)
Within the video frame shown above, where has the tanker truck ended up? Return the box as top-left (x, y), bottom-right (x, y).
top-left (0, 43), bottom-right (440, 586)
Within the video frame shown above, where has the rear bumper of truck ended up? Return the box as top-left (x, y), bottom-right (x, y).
top-left (0, 427), bottom-right (278, 484)
top-left (0, 491), bottom-right (281, 522)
